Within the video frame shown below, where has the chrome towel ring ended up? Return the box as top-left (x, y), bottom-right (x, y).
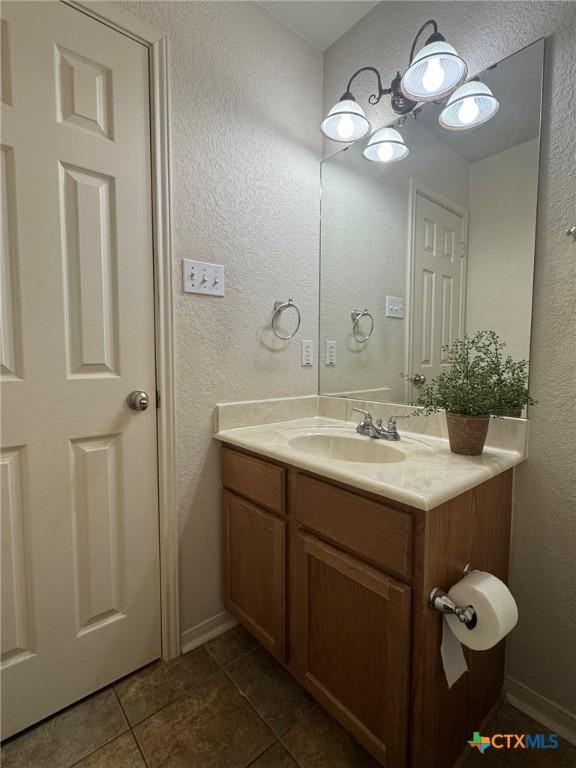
top-left (272, 299), bottom-right (301, 340)
top-left (351, 309), bottom-right (374, 343)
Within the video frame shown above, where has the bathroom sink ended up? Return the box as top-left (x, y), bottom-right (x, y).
top-left (288, 433), bottom-right (406, 464)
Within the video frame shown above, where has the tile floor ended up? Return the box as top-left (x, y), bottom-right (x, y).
top-left (2, 625), bottom-right (575, 768)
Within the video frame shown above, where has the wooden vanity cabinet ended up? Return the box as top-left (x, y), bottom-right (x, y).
top-left (292, 532), bottom-right (411, 766)
top-left (223, 491), bottom-right (286, 660)
top-left (221, 446), bottom-right (513, 768)
top-left (222, 448), bottom-right (287, 659)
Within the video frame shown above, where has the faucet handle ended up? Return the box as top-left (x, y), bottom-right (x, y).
top-left (387, 414), bottom-right (410, 429)
top-left (353, 407), bottom-right (372, 421)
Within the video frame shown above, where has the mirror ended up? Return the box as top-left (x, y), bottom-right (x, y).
top-left (319, 40), bottom-right (543, 413)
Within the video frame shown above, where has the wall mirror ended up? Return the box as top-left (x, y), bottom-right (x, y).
top-left (319, 40), bottom-right (543, 414)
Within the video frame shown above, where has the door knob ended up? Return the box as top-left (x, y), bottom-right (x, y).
top-left (127, 390), bottom-right (150, 411)
top-left (412, 373), bottom-right (427, 385)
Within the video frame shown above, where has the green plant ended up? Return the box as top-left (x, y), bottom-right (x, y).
top-left (407, 330), bottom-right (536, 417)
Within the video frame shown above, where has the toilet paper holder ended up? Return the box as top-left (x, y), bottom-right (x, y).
top-left (429, 563), bottom-right (477, 628)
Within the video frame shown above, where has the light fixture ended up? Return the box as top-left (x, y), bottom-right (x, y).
top-left (319, 98), bottom-right (371, 142)
top-left (321, 20), bottom-right (494, 150)
top-left (321, 20), bottom-right (466, 145)
top-left (439, 80), bottom-right (500, 130)
top-left (363, 127), bottom-right (409, 163)
top-left (401, 21), bottom-right (467, 101)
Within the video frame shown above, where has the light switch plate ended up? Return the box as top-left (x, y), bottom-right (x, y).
top-left (183, 259), bottom-right (225, 296)
top-left (325, 340), bottom-right (336, 366)
top-left (385, 295), bottom-right (404, 318)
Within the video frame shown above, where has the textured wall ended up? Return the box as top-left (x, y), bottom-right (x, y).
top-left (325, 1), bottom-right (576, 714)
top-left (117, 1), bottom-right (322, 634)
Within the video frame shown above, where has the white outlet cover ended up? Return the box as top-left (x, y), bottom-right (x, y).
top-left (385, 295), bottom-right (404, 318)
top-left (183, 258), bottom-right (225, 296)
top-left (301, 340), bottom-right (314, 367)
top-left (325, 340), bottom-right (336, 366)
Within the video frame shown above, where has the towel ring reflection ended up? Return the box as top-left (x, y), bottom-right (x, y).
top-left (351, 309), bottom-right (374, 343)
top-left (272, 299), bottom-right (301, 340)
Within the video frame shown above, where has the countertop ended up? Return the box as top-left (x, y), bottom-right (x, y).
top-left (214, 416), bottom-right (525, 511)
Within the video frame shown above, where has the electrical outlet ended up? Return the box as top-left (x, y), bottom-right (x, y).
top-left (183, 259), bottom-right (225, 296)
top-left (301, 340), bottom-right (314, 367)
top-left (385, 295), bottom-right (404, 318)
top-left (325, 340), bottom-right (336, 366)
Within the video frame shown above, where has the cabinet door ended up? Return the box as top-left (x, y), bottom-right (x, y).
top-left (294, 532), bottom-right (410, 767)
top-left (223, 492), bottom-right (286, 660)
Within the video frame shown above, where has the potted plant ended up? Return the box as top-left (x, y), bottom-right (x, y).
top-left (409, 330), bottom-right (535, 456)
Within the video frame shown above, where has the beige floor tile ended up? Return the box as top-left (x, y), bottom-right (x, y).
top-left (133, 671), bottom-right (275, 768)
top-left (206, 624), bottom-right (257, 667)
top-left (114, 645), bottom-right (218, 725)
top-left (226, 646), bottom-right (315, 736)
top-left (1, 689), bottom-right (128, 768)
top-left (249, 742), bottom-right (299, 768)
top-left (72, 732), bottom-right (145, 768)
top-left (6, 635), bottom-right (573, 768)
top-left (281, 703), bottom-right (380, 768)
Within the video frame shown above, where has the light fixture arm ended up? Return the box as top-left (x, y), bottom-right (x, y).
top-left (408, 19), bottom-right (444, 64)
top-left (342, 66), bottom-right (391, 106)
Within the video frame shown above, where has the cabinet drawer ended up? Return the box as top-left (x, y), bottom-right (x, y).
top-left (222, 448), bottom-right (285, 514)
top-left (294, 474), bottom-right (412, 580)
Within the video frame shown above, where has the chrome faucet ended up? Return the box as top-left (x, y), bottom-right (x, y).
top-left (353, 408), bottom-right (409, 441)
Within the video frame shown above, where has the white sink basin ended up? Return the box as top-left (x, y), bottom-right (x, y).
top-left (288, 433), bottom-right (406, 464)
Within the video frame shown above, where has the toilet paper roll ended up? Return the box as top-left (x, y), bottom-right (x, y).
top-left (446, 570), bottom-right (518, 651)
top-left (441, 617), bottom-right (468, 688)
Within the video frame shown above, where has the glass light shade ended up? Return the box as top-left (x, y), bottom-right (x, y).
top-left (320, 99), bottom-right (371, 142)
top-left (362, 127), bottom-right (409, 163)
top-left (401, 41), bottom-right (467, 101)
top-left (439, 81), bottom-right (500, 130)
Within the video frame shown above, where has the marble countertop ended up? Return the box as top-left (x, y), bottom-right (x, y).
top-left (214, 416), bottom-right (525, 511)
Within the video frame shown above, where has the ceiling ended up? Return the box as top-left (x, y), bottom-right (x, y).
top-left (258, 1), bottom-right (379, 51)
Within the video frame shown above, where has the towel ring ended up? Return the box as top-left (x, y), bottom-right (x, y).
top-left (272, 299), bottom-right (301, 340)
top-left (351, 309), bottom-right (374, 343)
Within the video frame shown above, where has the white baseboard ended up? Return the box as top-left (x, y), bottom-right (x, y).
top-left (180, 611), bottom-right (238, 654)
top-left (505, 676), bottom-right (576, 746)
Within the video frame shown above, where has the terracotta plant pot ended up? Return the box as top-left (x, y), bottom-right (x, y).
top-left (446, 413), bottom-right (490, 456)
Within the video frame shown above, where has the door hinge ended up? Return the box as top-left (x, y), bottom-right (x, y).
top-left (156, 390), bottom-right (161, 408)
top-left (460, 242), bottom-right (466, 258)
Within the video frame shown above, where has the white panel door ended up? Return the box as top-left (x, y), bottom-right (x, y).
top-left (1, 1), bottom-right (160, 737)
top-left (410, 191), bottom-right (467, 398)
